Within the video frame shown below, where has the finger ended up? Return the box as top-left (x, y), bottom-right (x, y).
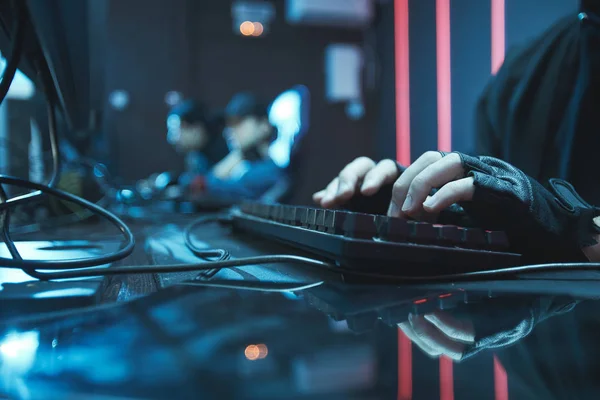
top-left (360, 159), bottom-right (401, 195)
top-left (409, 314), bottom-right (466, 361)
top-left (398, 322), bottom-right (442, 358)
top-left (312, 190), bottom-right (326, 203)
top-left (388, 151), bottom-right (443, 217)
top-left (336, 157), bottom-right (377, 202)
top-left (402, 153), bottom-right (466, 218)
top-left (320, 178), bottom-right (340, 207)
top-left (424, 311), bottom-right (475, 344)
top-left (422, 177), bottom-right (475, 213)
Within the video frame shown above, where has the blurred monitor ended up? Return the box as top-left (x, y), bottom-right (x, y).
top-left (0, 0), bottom-right (104, 133)
top-left (268, 85), bottom-right (310, 168)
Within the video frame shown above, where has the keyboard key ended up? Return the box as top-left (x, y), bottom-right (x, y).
top-left (332, 211), bottom-right (347, 235)
top-left (342, 213), bottom-right (376, 239)
top-left (460, 227), bottom-right (486, 248)
top-left (296, 207), bottom-right (308, 226)
top-left (257, 204), bottom-right (267, 218)
top-left (376, 216), bottom-right (409, 242)
top-left (323, 210), bottom-right (335, 233)
top-left (306, 208), bottom-right (317, 229)
top-left (316, 209), bottom-right (326, 231)
top-left (486, 230), bottom-right (510, 249)
top-left (435, 225), bottom-right (462, 245)
top-left (411, 222), bottom-right (436, 243)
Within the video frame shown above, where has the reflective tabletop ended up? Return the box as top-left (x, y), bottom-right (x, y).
top-left (2, 209), bottom-right (600, 399)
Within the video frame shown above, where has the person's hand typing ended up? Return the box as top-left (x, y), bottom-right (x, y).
top-left (315, 151), bottom-right (600, 262)
top-left (313, 157), bottom-right (402, 209)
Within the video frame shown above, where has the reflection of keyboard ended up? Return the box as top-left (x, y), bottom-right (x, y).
top-left (231, 203), bottom-right (521, 275)
top-left (302, 284), bottom-right (493, 333)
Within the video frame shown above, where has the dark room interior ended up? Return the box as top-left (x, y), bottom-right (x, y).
top-left (4, 1), bottom-right (600, 399)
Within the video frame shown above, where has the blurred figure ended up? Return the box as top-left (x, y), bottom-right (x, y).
top-left (192, 92), bottom-right (288, 202)
top-left (139, 100), bottom-right (228, 200)
top-left (166, 100), bottom-right (228, 176)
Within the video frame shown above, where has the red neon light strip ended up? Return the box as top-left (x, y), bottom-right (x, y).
top-left (435, 1), bottom-right (454, 398)
top-left (440, 356), bottom-right (454, 400)
top-left (494, 355), bottom-right (508, 400)
top-left (491, 0), bottom-right (508, 393)
top-left (398, 329), bottom-right (412, 400)
top-left (394, 0), bottom-right (411, 165)
top-left (491, 0), bottom-right (508, 400)
top-left (491, 0), bottom-right (505, 74)
top-left (394, 0), bottom-right (411, 395)
top-left (436, 0), bottom-right (451, 152)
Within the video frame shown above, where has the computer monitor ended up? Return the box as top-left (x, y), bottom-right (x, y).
top-left (0, 0), bottom-right (104, 133)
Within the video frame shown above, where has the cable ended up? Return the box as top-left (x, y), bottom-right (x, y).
top-left (6, 230), bottom-right (600, 284)
top-left (0, 175), bottom-right (135, 272)
top-left (7, 255), bottom-right (335, 280)
top-left (184, 214), bottom-right (231, 279)
top-left (184, 215), bottom-right (230, 261)
top-left (177, 279), bottom-right (324, 292)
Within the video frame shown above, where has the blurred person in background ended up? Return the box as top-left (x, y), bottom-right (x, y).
top-left (141, 100), bottom-right (229, 199)
top-left (190, 92), bottom-right (288, 202)
top-left (166, 100), bottom-right (229, 179)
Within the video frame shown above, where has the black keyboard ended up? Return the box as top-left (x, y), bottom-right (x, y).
top-left (231, 203), bottom-right (521, 276)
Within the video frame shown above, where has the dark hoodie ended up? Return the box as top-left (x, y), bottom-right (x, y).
top-left (476, 1), bottom-right (600, 204)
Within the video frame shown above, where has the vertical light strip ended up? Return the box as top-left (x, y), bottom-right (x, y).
top-left (436, 0), bottom-right (451, 152)
top-left (436, 0), bottom-right (454, 396)
top-left (491, 0), bottom-right (508, 395)
top-left (398, 329), bottom-right (413, 400)
top-left (494, 355), bottom-right (509, 400)
top-left (394, 0), bottom-right (411, 165)
top-left (491, 0), bottom-right (505, 74)
top-left (440, 356), bottom-right (454, 400)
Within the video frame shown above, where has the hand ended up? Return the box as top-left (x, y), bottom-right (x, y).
top-left (313, 157), bottom-right (401, 209)
top-left (318, 151), bottom-right (600, 262)
top-left (386, 151), bottom-right (473, 219)
top-left (398, 311), bottom-right (475, 361)
top-left (395, 151), bottom-right (600, 261)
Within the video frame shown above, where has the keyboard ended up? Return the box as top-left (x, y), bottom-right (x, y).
top-left (231, 203), bottom-right (521, 276)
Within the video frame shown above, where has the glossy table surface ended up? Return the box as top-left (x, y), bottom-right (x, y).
top-left (1, 205), bottom-right (600, 399)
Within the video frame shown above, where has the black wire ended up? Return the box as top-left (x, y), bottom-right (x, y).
top-left (0, 174), bottom-right (135, 272)
top-left (10, 255), bottom-right (335, 280)
top-left (5, 232), bottom-right (600, 284)
top-left (177, 279), bottom-right (324, 292)
top-left (184, 215), bottom-right (231, 279)
top-left (184, 215), bottom-right (230, 261)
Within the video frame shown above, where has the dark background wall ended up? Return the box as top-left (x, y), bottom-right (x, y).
top-left (102, 0), bottom-right (377, 204)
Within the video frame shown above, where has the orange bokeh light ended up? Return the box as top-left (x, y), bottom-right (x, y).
top-left (240, 21), bottom-right (255, 36)
top-left (245, 345), bottom-right (260, 360)
top-left (245, 344), bottom-right (268, 360)
top-left (257, 343), bottom-right (268, 358)
top-left (252, 22), bottom-right (264, 36)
